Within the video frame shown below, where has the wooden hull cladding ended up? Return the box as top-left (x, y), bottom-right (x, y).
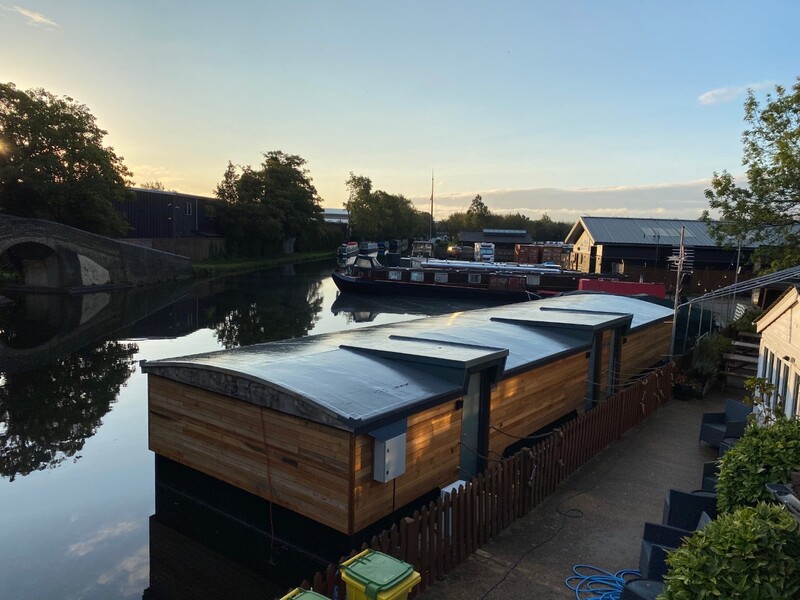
top-left (149, 375), bottom-right (352, 533)
top-left (352, 402), bottom-right (462, 533)
top-left (622, 322), bottom-right (672, 380)
top-left (489, 353), bottom-right (588, 457)
top-left (149, 375), bottom-right (464, 536)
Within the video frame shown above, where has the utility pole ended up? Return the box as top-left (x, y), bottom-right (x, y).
top-left (669, 225), bottom-right (686, 359)
top-left (429, 170), bottom-right (434, 241)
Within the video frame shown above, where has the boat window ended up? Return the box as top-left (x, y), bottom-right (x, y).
top-left (388, 270), bottom-right (402, 280)
top-left (410, 271), bottom-right (425, 282)
top-left (434, 272), bottom-right (448, 283)
top-left (355, 257), bottom-right (373, 269)
top-left (468, 273), bottom-right (482, 284)
top-left (526, 274), bottom-right (541, 286)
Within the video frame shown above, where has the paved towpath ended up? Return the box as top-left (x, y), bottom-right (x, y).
top-left (418, 391), bottom-right (732, 599)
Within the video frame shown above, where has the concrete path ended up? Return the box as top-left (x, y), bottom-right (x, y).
top-left (418, 392), bottom-right (733, 599)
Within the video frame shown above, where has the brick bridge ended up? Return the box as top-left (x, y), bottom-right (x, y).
top-left (0, 214), bottom-right (192, 290)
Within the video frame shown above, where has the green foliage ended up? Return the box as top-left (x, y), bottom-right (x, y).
top-left (662, 502), bottom-right (800, 599)
top-left (0, 82), bottom-right (132, 236)
top-left (688, 333), bottom-right (733, 382)
top-left (437, 208), bottom-right (571, 242)
top-left (466, 194), bottom-right (490, 229)
top-left (730, 307), bottom-right (762, 334)
top-left (213, 152), bottom-right (324, 256)
top-left (344, 173), bottom-right (428, 241)
top-left (216, 201), bottom-right (283, 257)
top-left (743, 376), bottom-right (784, 425)
top-left (716, 418), bottom-right (800, 513)
top-left (704, 78), bottom-right (800, 271)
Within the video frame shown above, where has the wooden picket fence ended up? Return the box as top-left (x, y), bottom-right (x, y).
top-left (292, 362), bottom-right (676, 598)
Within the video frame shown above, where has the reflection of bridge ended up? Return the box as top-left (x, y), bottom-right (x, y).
top-left (0, 279), bottom-right (196, 373)
top-left (0, 214), bottom-right (191, 290)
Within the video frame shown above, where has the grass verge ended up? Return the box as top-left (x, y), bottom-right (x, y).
top-left (191, 251), bottom-right (334, 278)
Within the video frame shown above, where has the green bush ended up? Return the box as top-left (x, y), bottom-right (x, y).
top-left (716, 418), bottom-right (800, 513)
top-left (688, 333), bottom-right (733, 382)
top-left (662, 502), bottom-right (800, 599)
top-left (730, 307), bottom-right (763, 335)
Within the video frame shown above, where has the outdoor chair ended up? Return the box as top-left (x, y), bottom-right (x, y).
top-left (698, 399), bottom-right (751, 448)
top-left (639, 512), bottom-right (712, 581)
top-left (718, 436), bottom-right (739, 458)
top-left (662, 489), bottom-right (717, 531)
top-left (701, 461), bottom-right (718, 492)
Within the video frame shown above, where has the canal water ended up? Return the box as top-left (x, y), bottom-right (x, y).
top-left (0, 260), bottom-right (497, 600)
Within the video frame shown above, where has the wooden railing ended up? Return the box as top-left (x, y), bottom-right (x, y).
top-left (292, 362), bottom-right (675, 598)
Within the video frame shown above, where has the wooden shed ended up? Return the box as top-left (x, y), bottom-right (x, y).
top-left (143, 294), bottom-right (673, 537)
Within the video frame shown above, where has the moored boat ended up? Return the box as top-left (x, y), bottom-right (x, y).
top-left (332, 254), bottom-right (533, 302)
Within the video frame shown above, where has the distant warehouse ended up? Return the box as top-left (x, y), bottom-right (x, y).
top-left (113, 188), bottom-right (223, 260)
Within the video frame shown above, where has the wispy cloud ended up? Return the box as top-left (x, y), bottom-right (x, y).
top-left (2, 5), bottom-right (59, 27)
top-left (698, 81), bottom-right (773, 105)
top-left (96, 545), bottom-right (150, 596)
top-left (67, 521), bottom-right (139, 557)
top-left (410, 179), bottom-right (719, 223)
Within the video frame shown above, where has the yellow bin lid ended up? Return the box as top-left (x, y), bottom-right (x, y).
top-left (340, 550), bottom-right (415, 600)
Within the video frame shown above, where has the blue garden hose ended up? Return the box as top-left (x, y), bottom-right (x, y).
top-left (565, 564), bottom-right (641, 600)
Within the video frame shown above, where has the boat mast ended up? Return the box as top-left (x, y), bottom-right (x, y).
top-left (429, 170), bottom-right (434, 240)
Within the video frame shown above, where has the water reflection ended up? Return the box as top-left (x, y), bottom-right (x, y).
top-left (331, 292), bottom-right (500, 323)
top-left (0, 261), bottom-right (504, 599)
top-left (210, 268), bottom-right (324, 348)
top-left (0, 339), bottom-right (138, 481)
top-left (0, 280), bottom-right (194, 373)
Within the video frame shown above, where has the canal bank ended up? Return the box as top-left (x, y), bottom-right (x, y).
top-left (190, 251), bottom-right (333, 278)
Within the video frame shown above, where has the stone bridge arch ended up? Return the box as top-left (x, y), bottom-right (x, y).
top-left (0, 215), bottom-right (191, 290)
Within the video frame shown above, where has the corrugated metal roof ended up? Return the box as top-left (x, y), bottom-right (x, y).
top-left (570, 217), bottom-right (735, 247)
top-left (143, 294), bottom-right (672, 432)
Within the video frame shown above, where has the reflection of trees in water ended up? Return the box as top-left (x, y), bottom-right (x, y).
top-left (0, 340), bottom-right (138, 481)
top-left (214, 279), bottom-right (323, 349)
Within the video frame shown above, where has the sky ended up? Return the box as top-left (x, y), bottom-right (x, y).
top-left (2, 1), bottom-right (799, 224)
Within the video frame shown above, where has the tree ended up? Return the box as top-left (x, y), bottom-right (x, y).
top-left (213, 151), bottom-right (325, 255)
top-left (466, 194), bottom-right (490, 230)
top-left (140, 180), bottom-right (172, 191)
top-left (214, 161), bottom-right (239, 204)
top-left (0, 83), bottom-right (132, 236)
top-left (704, 79), bottom-right (800, 270)
top-left (344, 173), bottom-right (428, 240)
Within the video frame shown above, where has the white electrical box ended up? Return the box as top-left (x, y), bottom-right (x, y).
top-left (371, 420), bottom-right (407, 483)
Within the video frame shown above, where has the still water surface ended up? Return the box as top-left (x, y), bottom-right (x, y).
top-left (0, 260), bottom-right (495, 599)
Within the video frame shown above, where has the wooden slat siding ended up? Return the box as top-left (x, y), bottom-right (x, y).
top-left (352, 401), bottom-right (461, 532)
top-left (620, 322), bottom-right (672, 382)
top-left (488, 353), bottom-right (588, 457)
top-left (148, 375), bottom-right (352, 533)
top-left (292, 364), bottom-right (677, 599)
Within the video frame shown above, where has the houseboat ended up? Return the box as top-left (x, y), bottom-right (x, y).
top-left (143, 294), bottom-right (673, 543)
top-left (333, 253), bottom-right (596, 300)
top-left (332, 255), bottom-right (532, 302)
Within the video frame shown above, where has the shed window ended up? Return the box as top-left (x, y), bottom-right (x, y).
top-left (185, 202), bottom-right (193, 216)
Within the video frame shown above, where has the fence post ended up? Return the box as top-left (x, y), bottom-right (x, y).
top-left (400, 516), bottom-right (419, 568)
